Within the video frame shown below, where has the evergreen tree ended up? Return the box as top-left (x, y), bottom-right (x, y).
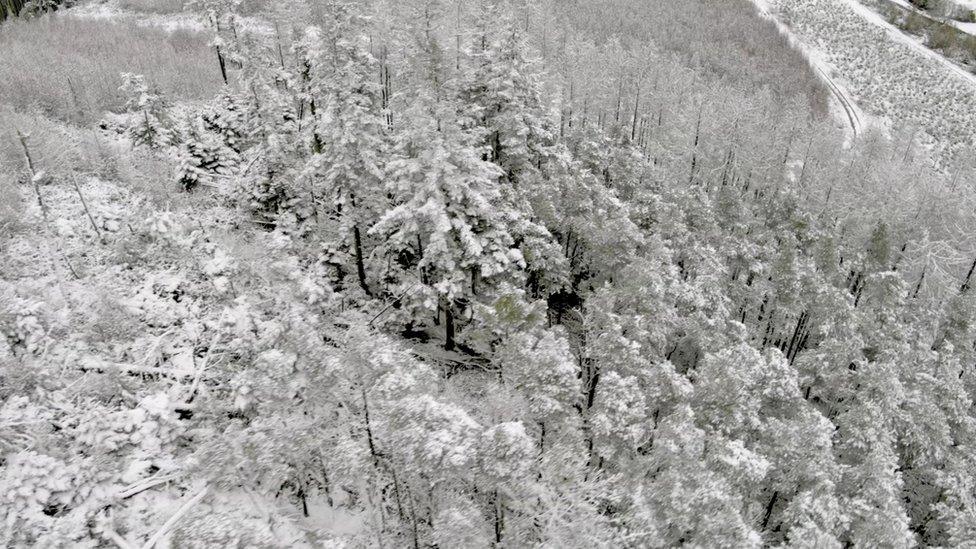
top-left (370, 107), bottom-right (521, 349)
top-left (119, 73), bottom-right (176, 149)
top-left (298, 5), bottom-right (389, 297)
top-left (202, 88), bottom-right (249, 154)
top-left (176, 117), bottom-right (237, 192)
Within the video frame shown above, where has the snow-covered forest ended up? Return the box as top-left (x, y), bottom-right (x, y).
top-left (3, 0), bottom-right (976, 546)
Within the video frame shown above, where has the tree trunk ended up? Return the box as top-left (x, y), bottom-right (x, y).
top-left (614, 79), bottom-right (623, 124)
top-left (493, 490), bottom-right (504, 545)
top-left (361, 388), bottom-right (379, 466)
top-left (16, 130), bottom-right (48, 221)
top-left (913, 268), bottom-right (926, 299)
top-left (689, 106), bottom-right (703, 184)
top-left (630, 81), bottom-right (641, 140)
top-left (444, 302), bottom-right (455, 351)
top-left (761, 491), bottom-right (779, 530)
top-left (961, 256), bottom-right (976, 293)
top-left (214, 20), bottom-right (229, 85)
top-left (354, 224), bottom-right (371, 297)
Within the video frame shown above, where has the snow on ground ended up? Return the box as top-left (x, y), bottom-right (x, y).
top-left (853, 0), bottom-right (976, 79)
top-left (68, 0), bottom-right (206, 31)
top-left (886, 0), bottom-right (976, 35)
top-left (767, 0), bottom-right (976, 167)
top-left (67, 0), bottom-right (271, 34)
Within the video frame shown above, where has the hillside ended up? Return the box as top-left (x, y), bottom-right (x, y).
top-left (2, 0), bottom-right (976, 547)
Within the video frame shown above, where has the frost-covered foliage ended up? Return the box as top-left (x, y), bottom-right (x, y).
top-left (119, 73), bottom-right (178, 150)
top-left (4, 0), bottom-right (976, 547)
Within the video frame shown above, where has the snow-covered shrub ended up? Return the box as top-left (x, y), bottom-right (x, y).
top-left (0, 451), bottom-right (88, 546)
top-left (169, 505), bottom-right (277, 548)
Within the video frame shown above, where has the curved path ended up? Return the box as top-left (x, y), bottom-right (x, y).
top-left (816, 65), bottom-right (862, 137)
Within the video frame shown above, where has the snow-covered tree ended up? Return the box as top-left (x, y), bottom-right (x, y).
top-left (370, 108), bottom-right (522, 348)
top-left (119, 73), bottom-right (176, 149)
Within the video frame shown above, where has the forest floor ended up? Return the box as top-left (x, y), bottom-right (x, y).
top-left (0, 3), bottom-right (364, 545)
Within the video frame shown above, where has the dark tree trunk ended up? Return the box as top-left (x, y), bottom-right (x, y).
top-left (212, 19), bottom-right (229, 85)
top-left (689, 107), bottom-right (703, 184)
top-left (493, 490), bottom-right (504, 544)
top-left (961, 256), bottom-right (976, 293)
top-left (354, 224), bottom-right (371, 297)
top-left (761, 491), bottom-right (779, 530)
top-left (913, 268), bottom-right (926, 299)
top-left (444, 303), bottom-right (455, 351)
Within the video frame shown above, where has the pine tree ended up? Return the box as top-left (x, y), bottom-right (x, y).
top-left (643, 404), bottom-right (762, 547)
top-left (457, 0), bottom-right (551, 184)
top-left (119, 73), bottom-right (176, 149)
top-left (229, 39), bottom-right (306, 220)
top-left (455, 0), bottom-right (570, 301)
top-left (176, 117), bottom-right (237, 192)
top-left (370, 107), bottom-right (521, 349)
top-left (297, 5), bottom-right (389, 297)
top-left (496, 327), bottom-right (580, 425)
top-left (202, 88), bottom-right (249, 154)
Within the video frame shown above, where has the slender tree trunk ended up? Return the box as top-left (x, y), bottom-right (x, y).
top-left (380, 45), bottom-right (394, 129)
top-left (565, 82), bottom-right (574, 133)
top-left (354, 224), bottom-right (371, 297)
top-left (214, 19), bottom-right (228, 85)
top-left (274, 21), bottom-right (286, 69)
top-left (785, 311), bottom-right (809, 363)
top-left (614, 79), bottom-right (623, 124)
top-left (361, 388), bottom-right (379, 466)
top-left (961, 256), bottom-right (976, 293)
top-left (455, 0), bottom-right (462, 70)
top-left (71, 178), bottom-right (103, 242)
top-left (761, 491), bottom-right (779, 530)
top-left (586, 366), bottom-right (600, 410)
top-left (631, 80), bottom-right (641, 140)
top-left (310, 98), bottom-right (324, 153)
top-left (444, 302), bottom-right (455, 351)
top-left (417, 235), bottom-right (427, 285)
top-left (16, 130), bottom-right (47, 221)
top-left (298, 486), bottom-right (309, 517)
top-left (493, 490), bottom-right (504, 545)
top-left (913, 268), bottom-right (926, 299)
top-left (689, 107), bottom-right (703, 184)
top-left (403, 483), bottom-right (420, 549)
top-left (389, 467), bottom-right (405, 522)
top-left (721, 147), bottom-right (734, 187)
top-left (782, 129), bottom-right (794, 166)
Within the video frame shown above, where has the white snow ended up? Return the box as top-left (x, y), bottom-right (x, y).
top-left (840, 0), bottom-right (976, 85)
top-left (766, 0), bottom-right (976, 166)
top-left (882, 0), bottom-right (976, 37)
top-left (751, 0), bottom-right (867, 139)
